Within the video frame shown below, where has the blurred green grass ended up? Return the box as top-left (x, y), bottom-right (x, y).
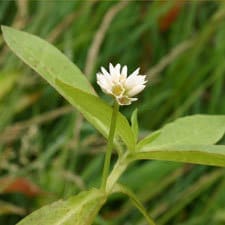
top-left (0, 1), bottom-right (225, 225)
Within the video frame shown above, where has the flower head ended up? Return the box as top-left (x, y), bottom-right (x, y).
top-left (97, 63), bottom-right (147, 105)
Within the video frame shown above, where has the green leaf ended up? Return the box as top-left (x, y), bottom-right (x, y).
top-left (2, 26), bottom-right (135, 150)
top-left (56, 80), bottom-right (135, 150)
top-left (137, 115), bottom-right (225, 151)
top-left (134, 144), bottom-right (225, 167)
top-left (112, 184), bottom-right (156, 225)
top-left (137, 130), bottom-right (161, 150)
top-left (16, 189), bottom-right (106, 225)
top-left (1, 26), bottom-right (94, 95)
top-left (131, 109), bottom-right (139, 143)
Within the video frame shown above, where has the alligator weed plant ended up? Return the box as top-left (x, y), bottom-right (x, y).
top-left (2, 26), bottom-right (225, 225)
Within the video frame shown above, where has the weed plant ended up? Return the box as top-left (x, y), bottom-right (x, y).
top-left (0, 1), bottom-right (225, 225)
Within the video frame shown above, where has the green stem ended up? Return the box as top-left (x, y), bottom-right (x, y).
top-left (105, 154), bottom-right (128, 193)
top-left (101, 101), bottom-right (119, 190)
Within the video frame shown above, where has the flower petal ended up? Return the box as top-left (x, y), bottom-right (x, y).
top-left (97, 73), bottom-right (112, 93)
top-left (97, 73), bottom-right (111, 86)
top-left (97, 81), bottom-right (112, 94)
top-left (125, 74), bottom-right (146, 89)
top-left (109, 63), bottom-right (120, 83)
top-left (125, 76), bottom-right (140, 89)
top-left (109, 63), bottom-right (115, 75)
top-left (125, 68), bottom-right (140, 87)
top-left (115, 63), bottom-right (121, 73)
top-left (121, 65), bottom-right (128, 77)
top-left (101, 67), bottom-right (110, 77)
top-left (129, 67), bottom-right (140, 78)
top-left (127, 84), bottom-right (146, 96)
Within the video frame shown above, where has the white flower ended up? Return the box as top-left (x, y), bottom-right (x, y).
top-left (97, 63), bottom-right (147, 105)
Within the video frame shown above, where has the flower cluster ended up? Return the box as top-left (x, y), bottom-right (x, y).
top-left (97, 63), bottom-right (147, 105)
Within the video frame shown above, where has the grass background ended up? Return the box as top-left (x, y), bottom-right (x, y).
top-left (0, 0), bottom-right (225, 225)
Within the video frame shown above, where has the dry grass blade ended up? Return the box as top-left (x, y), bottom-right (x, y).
top-left (85, 0), bottom-right (129, 77)
top-left (0, 106), bottom-right (73, 144)
top-left (147, 39), bottom-right (194, 83)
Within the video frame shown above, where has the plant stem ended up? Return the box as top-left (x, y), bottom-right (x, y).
top-left (101, 101), bottom-right (119, 190)
top-left (105, 154), bottom-right (128, 193)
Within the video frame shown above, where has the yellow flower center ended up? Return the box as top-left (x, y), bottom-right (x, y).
top-left (117, 96), bottom-right (131, 105)
top-left (112, 85), bottom-right (124, 96)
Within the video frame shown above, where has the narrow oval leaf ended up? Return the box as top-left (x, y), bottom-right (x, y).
top-left (1, 26), bottom-right (94, 94)
top-left (134, 144), bottom-right (225, 167)
top-left (2, 26), bottom-right (135, 150)
top-left (131, 109), bottom-right (139, 143)
top-left (17, 189), bottom-right (106, 225)
top-left (138, 115), bottom-right (225, 151)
